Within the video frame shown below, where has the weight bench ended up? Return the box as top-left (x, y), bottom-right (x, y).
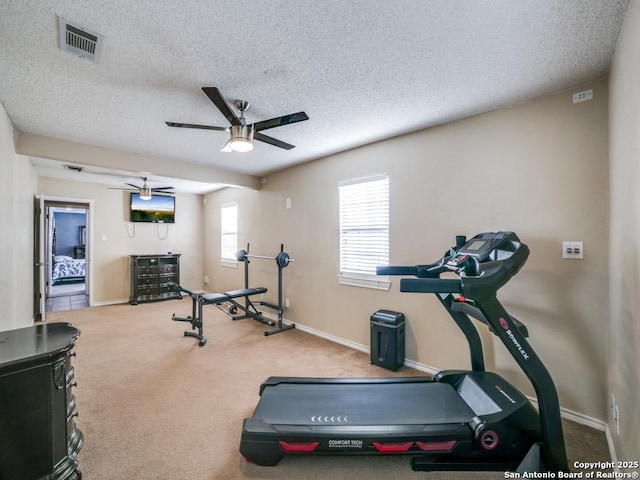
top-left (170, 282), bottom-right (274, 347)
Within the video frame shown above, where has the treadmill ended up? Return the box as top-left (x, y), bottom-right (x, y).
top-left (239, 232), bottom-right (569, 472)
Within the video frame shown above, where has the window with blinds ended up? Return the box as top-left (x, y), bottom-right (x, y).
top-left (221, 203), bottom-right (238, 264)
top-left (338, 175), bottom-right (390, 290)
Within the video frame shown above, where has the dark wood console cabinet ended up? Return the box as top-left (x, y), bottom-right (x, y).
top-left (129, 253), bottom-right (181, 305)
top-left (0, 322), bottom-right (82, 480)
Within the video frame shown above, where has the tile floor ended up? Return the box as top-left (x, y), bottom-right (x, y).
top-left (46, 294), bottom-right (89, 312)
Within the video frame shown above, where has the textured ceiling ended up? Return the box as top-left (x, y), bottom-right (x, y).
top-left (0, 0), bottom-right (630, 193)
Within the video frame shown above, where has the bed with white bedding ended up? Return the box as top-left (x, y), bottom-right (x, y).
top-left (52, 255), bottom-right (86, 284)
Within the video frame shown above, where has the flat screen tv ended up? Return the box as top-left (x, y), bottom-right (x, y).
top-left (130, 193), bottom-right (175, 223)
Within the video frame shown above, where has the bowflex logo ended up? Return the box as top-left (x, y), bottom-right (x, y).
top-left (499, 317), bottom-right (530, 361)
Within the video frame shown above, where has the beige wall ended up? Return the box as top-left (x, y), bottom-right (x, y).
top-left (608, 0), bottom-right (640, 463)
top-left (204, 79), bottom-right (609, 423)
top-left (0, 102), bottom-right (38, 331)
top-left (38, 177), bottom-right (205, 304)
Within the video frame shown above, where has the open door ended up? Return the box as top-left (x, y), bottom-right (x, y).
top-left (33, 196), bottom-right (46, 322)
top-left (44, 199), bottom-right (92, 311)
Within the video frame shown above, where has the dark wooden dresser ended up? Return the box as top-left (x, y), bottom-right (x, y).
top-left (0, 322), bottom-right (82, 480)
top-left (129, 253), bottom-right (181, 305)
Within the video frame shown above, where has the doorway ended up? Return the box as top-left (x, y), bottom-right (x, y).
top-left (35, 198), bottom-right (92, 319)
top-left (47, 203), bottom-right (88, 312)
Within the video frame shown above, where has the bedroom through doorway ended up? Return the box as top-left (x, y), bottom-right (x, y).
top-left (45, 201), bottom-right (89, 313)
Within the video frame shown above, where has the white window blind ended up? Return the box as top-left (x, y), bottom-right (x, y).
top-left (339, 175), bottom-right (390, 289)
top-left (220, 204), bottom-right (238, 262)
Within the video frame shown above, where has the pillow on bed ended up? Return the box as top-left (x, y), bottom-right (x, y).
top-left (54, 255), bottom-right (74, 262)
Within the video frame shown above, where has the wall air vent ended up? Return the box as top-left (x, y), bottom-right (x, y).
top-left (58, 17), bottom-right (103, 62)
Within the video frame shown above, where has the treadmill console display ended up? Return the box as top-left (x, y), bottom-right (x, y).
top-left (457, 232), bottom-right (514, 260)
top-left (465, 240), bottom-right (486, 252)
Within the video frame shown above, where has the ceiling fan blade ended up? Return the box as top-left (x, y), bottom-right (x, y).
top-left (166, 121), bottom-right (228, 131)
top-left (125, 183), bottom-right (141, 189)
top-left (254, 132), bottom-right (295, 150)
top-left (151, 187), bottom-right (174, 191)
top-left (202, 87), bottom-right (241, 126)
top-left (252, 112), bottom-right (309, 132)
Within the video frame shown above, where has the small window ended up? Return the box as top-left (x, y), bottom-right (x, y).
top-left (221, 203), bottom-right (238, 266)
top-left (338, 175), bottom-right (390, 290)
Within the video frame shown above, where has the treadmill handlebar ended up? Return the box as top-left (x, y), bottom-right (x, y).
top-left (376, 261), bottom-right (444, 278)
top-left (376, 231), bottom-right (529, 296)
top-left (376, 266), bottom-right (417, 276)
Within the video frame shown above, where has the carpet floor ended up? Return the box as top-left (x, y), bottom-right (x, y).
top-left (45, 300), bottom-right (611, 480)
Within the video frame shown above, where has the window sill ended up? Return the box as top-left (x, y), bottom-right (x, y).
top-left (220, 259), bottom-right (238, 268)
top-left (337, 274), bottom-right (391, 291)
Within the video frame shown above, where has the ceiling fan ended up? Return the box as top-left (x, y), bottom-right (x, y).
top-left (165, 87), bottom-right (309, 152)
top-left (109, 177), bottom-right (174, 200)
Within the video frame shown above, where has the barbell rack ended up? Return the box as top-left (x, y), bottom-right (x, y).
top-left (236, 243), bottom-right (296, 336)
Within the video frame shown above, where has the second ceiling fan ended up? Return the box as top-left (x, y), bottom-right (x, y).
top-left (166, 87), bottom-right (309, 152)
top-left (110, 177), bottom-right (174, 200)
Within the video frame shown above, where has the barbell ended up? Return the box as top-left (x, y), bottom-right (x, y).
top-left (235, 249), bottom-right (295, 269)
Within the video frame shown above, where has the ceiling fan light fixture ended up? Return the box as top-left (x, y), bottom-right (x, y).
top-left (230, 138), bottom-right (253, 152)
top-left (139, 186), bottom-right (152, 200)
top-left (229, 124), bottom-right (254, 152)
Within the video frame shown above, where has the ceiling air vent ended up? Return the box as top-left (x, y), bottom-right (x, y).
top-left (58, 17), bottom-right (103, 62)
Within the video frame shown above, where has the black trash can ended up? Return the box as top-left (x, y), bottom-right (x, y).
top-left (370, 310), bottom-right (405, 371)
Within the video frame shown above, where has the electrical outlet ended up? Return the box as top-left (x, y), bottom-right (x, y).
top-left (562, 241), bottom-right (583, 259)
top-left (573, 89), bottom-right (593, 104)
top-left (285, 298), bottom-right (290, 308)
top-left (612, 394), bottom-right (620, 435)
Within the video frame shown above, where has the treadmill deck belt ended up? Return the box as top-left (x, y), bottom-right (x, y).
top-left (253, 381), bottom-right (474, 426)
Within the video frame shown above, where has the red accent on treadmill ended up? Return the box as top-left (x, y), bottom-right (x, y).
top-left (480, 430), bottom-right (499, 450)
top-left (415, 440), bottom-right (457, 452)
top-left (372, 442), bottom-right (414, 452)
top-left (278, 441), bottom-right (320, 452)
top-left (458, 295), bottom-right (466, 302)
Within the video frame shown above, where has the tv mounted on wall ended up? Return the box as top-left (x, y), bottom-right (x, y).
top-left (130, 193), bottom-right (175, 223)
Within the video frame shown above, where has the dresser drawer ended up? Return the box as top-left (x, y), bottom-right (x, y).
top-left (137, 258), bottom-right (158, 267)
top-left (137, 265), bottom-right (158, 275)
top-left (137, 276), bottom-right (158, 286)
top-left (159, 264), bottom-right (177, 274)
top-left (138, 284), bottom-right (159, 293)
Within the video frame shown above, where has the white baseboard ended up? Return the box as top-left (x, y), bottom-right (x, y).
top-left (91, 290), bottom-right (210, 308)
top-left (559, 406), bottom-right (607, 431)
top-left (526, 396), bottom-right (606, 431)
top-left (91, 298), bottom-right (129, 307)
top-left (285, 318), bottom-right (440, 376)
